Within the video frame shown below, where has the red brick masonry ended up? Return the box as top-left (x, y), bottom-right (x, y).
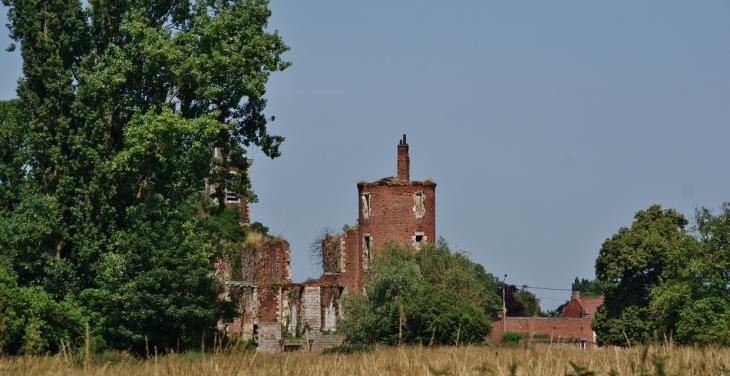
top-left (491, 317), bottom-right (595, 348)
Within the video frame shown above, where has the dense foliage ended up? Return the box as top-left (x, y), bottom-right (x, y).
top-left (497, 283), bottom-right (540, 317)
top-left (499, 331), bottom-right (524, 346)
top-left (593, 204), bottom-right (730, 346)
top-left (0, 0), bottom-right (288, 354)
top-left (339, 239), bottom-right (501, 346)
top-left (571, 277), bottom-right (613, 298)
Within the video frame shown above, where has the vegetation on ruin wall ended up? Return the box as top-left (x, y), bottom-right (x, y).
top-left (0, 0), bottom-right (288, 355)
top-left (339, 239), bottom-right (502, 346)
top-left (594, 204), bottom-right (730, 347)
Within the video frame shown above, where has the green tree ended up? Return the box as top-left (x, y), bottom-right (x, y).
top-left (674, 297), bottom-right (730, 346)
top-left (592, 205), bottom-right (691, 346)
top-left (404, 284), bottom-right (490, 346)
top-left (571, 277), bottom-right (613, 298)
top-left (650, 204), bottom-right (730, 345)
top-left (0, 0), bottom-right (288, 354)
top-left (78, 197), bottom-right (236, 353)
top-left (338, 242), bottom-right (423, 345)
top-left (497, 284), bottom-right (535, 317)
top-left (415, 239), bottom-right (502, 317)
top-left (0, 100), bottom-right (26, 215)
top-left (0, 258), bottom-right (85, 355)
top-left (339, 239), bottom-right (495, 346)
top-left (514, 286), bottom-right (540, 317)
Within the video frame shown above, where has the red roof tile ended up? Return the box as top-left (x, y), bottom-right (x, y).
top-left (579, 296), bottom-right (604, 318)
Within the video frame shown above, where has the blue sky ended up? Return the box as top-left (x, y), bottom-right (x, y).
top-left (2, 1), bottom-right (729, 309)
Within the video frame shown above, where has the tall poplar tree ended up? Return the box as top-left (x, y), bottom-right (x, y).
top-left (0, 0), bottom-right (288, 353)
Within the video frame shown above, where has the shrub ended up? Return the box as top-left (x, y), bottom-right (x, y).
top-left (499, 331), bottom-right (524, 345)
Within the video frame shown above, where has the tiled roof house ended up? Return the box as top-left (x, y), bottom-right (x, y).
top-left (491, 290), bottom-right (605, 348)
top-left (560, 291), bottom-right (604, 319)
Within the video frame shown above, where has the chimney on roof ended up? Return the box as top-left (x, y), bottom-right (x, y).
top-left (571, 291), bottom-right (581, 301)
top-left (397, 134), bottom-right (409, 181)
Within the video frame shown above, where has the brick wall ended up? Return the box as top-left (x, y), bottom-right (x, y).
top-left (257, 286), bottom-right (280, 323)
top-left (257, 238), bottom-right (291, 287)
top-left (255, 238), bottom-right (291, 325)
top-left (305, 332), bottom-right (346, 351)
top-left (301, 286), bottom-right (322, 331)
top-left (321, 234), bottom-right (342, 274)
top-left (491, 317), bottom-right (595, 347)
top-left (257, 323), bottom-right (281, 353)
top-left (334, 228), bottom-right (364, 289)
top-left (225, 284), bottom-right (257, 337)
top-left (357, 182), bottom-right (436, 252)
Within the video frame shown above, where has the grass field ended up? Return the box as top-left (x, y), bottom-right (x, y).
top-left (2, 344), bottom-right (730, 375)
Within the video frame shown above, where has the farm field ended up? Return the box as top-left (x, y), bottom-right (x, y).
top-left (1, 345), bottom-right (729, 376)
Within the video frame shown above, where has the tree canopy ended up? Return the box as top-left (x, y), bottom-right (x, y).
top-left (592, 204), bottom-right (730, 347)
top-left (0, 0), bottom-right (288, 354)
top-left (495, 283), bottom-right (540, 317)
top-left (339, 239), bottom-right (501, 346)
top-left (571, 277), bottom-right (612, 298)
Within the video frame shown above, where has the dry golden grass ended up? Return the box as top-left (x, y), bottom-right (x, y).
top-left (2, 345), bottom-right (730, 375)
top-left (244, 232), bottom-right (265, 247)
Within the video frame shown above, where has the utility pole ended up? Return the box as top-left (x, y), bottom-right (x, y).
top-left (502, 274), bottom-right (507, 334)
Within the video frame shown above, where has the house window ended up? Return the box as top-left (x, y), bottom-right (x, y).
top-left (413, 191), bottom-right (425, 218)
top-left (361, 192), bottom-right (371, 219)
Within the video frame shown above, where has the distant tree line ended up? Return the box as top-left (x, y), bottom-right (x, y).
top-left (571, 277), bottom-right (613, 298)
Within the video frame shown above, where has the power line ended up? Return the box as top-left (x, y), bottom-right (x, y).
top-left (536, 296), bottom-right (568, 301)
top-left (516, 285), bottom-right (573, 292)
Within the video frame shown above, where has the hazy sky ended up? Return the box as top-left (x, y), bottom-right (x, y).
top-left (2, 2), bottom-right (729, 309)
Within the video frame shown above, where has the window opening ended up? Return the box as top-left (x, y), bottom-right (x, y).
top-left (413, 191), bottom-right (425, 218)
top-left (412, 232), bottom-right (426, 249)
top-left (363, 234), bottom-right (372, 270)
top-left (361, 192), bottom-right (371, 219)
top-left (226, 172), bottom-right (239, 203)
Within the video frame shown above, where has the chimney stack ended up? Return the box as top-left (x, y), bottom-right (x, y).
top-left (397, 134), bottom-right (409, 181)
top-left (571, 291), bottom-right (581, 301)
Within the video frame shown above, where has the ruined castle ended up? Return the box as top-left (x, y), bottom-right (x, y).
top-left (216, 135), bottom-right (436, 352)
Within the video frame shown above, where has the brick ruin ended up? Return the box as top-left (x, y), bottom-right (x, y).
top-left (216, 135), bottom-right (437, 352)
top-left (216, 236), bottom-right (292, 347)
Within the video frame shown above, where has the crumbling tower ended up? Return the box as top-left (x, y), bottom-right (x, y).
top-left (357, 134), bottom-right (436, 252)
top-left (282, 135), bottom-right (437, 345)
top-left (328, 134), bottom-right (437, 290)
